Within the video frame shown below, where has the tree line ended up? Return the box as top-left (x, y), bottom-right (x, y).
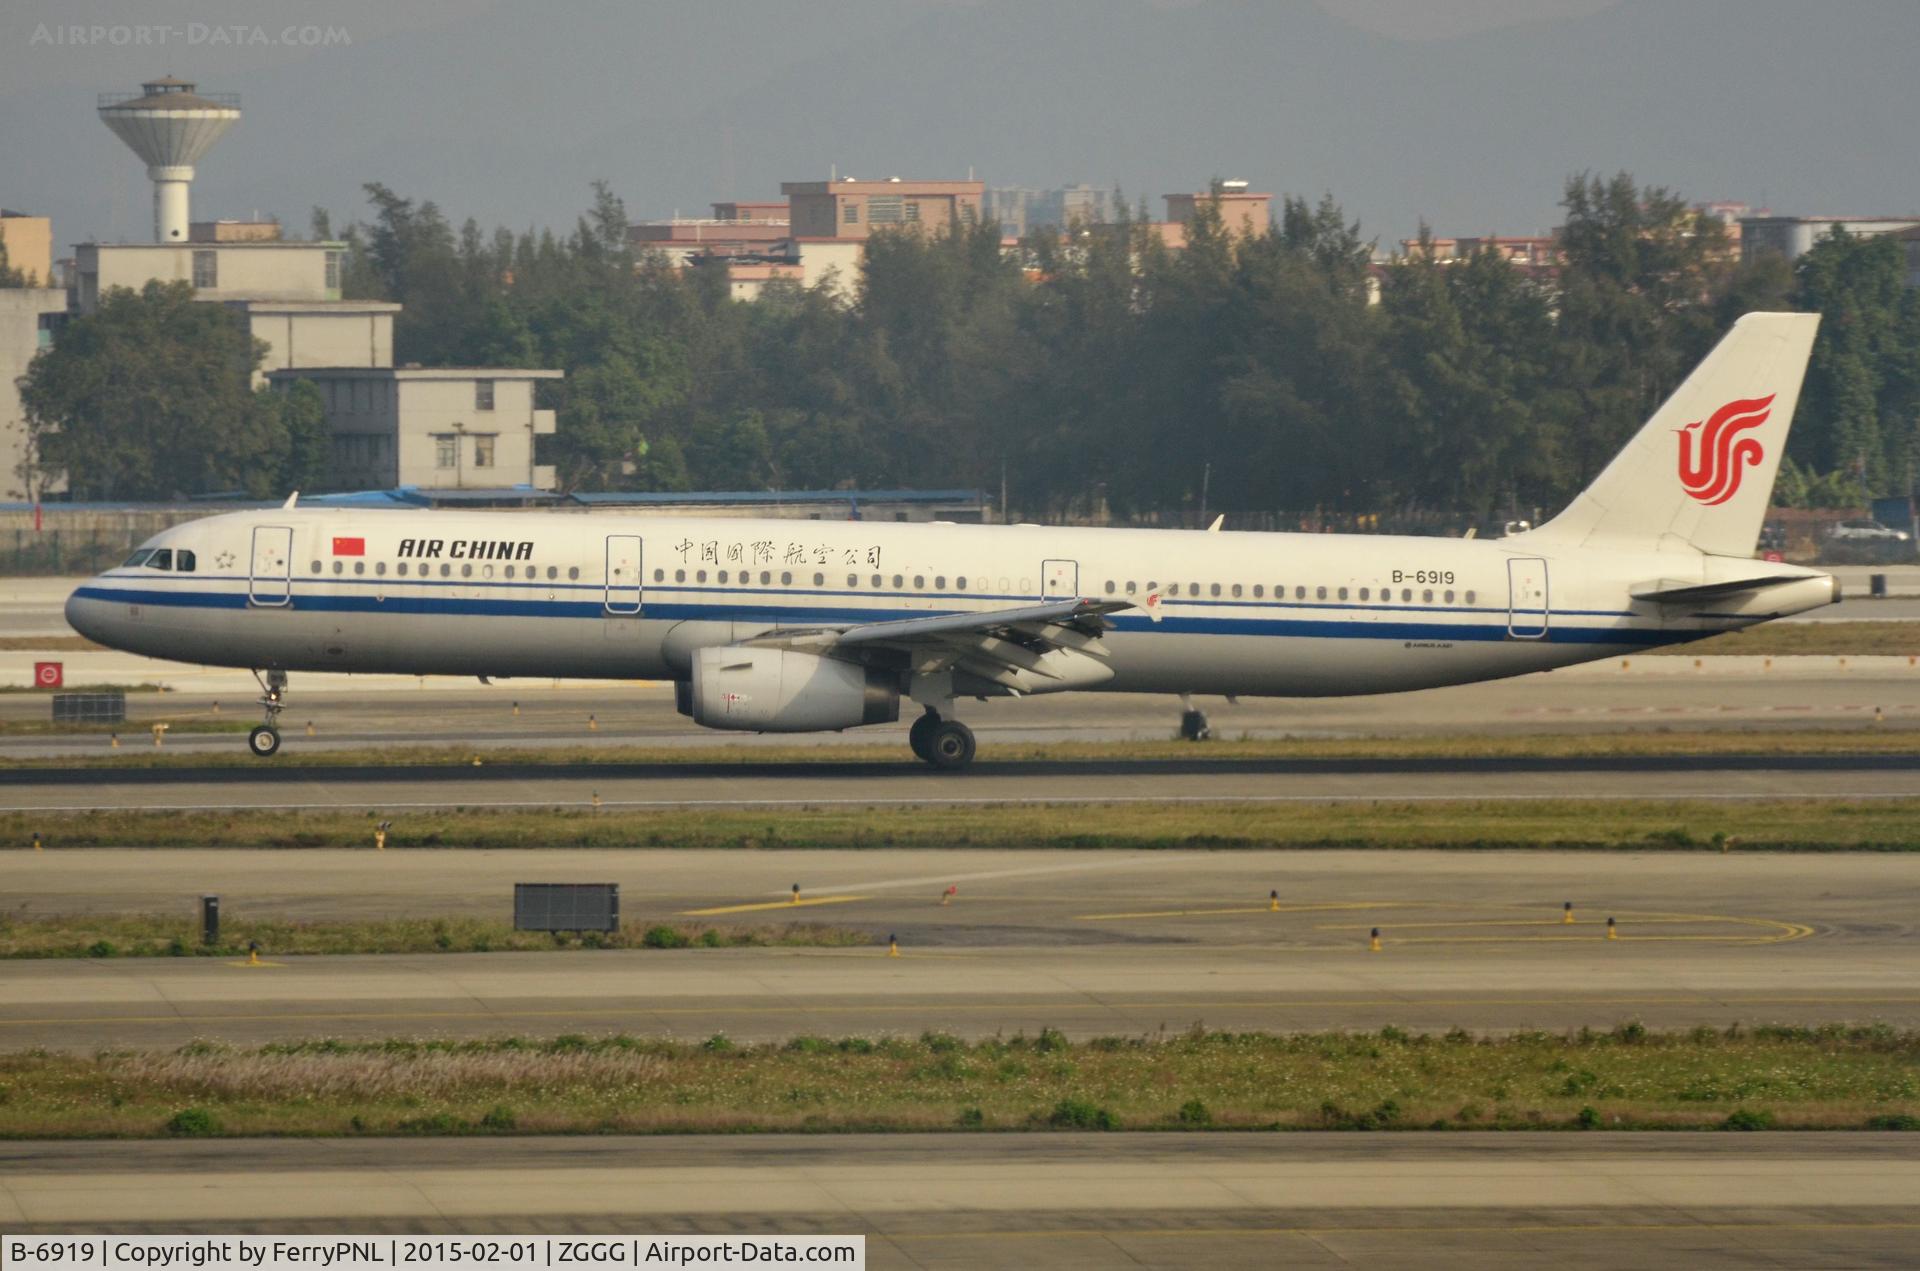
top-left (21, 172), bottom-right (1919, 519)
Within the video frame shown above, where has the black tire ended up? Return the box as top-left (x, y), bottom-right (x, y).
top-left (1179, 709), bottom-right (1211, 742)
top-left (924, 720), bottom-right (976, 770)
top-left (248, 725), bottom-right (281, 758)
top-left (908, 711), bottom-right (938, 761)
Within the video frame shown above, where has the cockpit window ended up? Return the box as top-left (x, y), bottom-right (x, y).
top-left (122, 549), bottom-right (154, 568)
top-left (174, 550), bottom-right (196, 572)
top-left (144, 549), bottom-right (173, 570)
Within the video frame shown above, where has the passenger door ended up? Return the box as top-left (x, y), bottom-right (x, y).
top-left (1506, 557), bottom-right (1549, 639)
top-left (1041, 558), bottom-right (1079, 602)
top-left (604, 535), bottom-right (643, 615)
top-left (248, 525), bottom-right (293, 607)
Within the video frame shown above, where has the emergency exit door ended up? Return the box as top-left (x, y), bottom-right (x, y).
top-left (1041, 559), bottom-right (1080, 601)
top-left (604, 535), bottom-right (643, 615)
top-left (248, 525), bottom-right (293, 607)
top-left (1506, 557), bottom-right (1549, 639)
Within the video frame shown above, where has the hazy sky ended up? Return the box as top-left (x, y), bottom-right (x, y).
top-left (5, 0), bottom-right (1914, 249)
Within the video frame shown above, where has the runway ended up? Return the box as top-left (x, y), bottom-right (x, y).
top-left (5, 849), bottom-right (1915, 1047)
top-left (5, 1134), bottom-right (1917, 1268)
top-left (1, 751), bottom-right (1916, 811)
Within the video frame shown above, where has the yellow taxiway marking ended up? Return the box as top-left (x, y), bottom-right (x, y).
top-left (1079, 901), bottom-right (1409, 920)
top-left (680, 895), bottom-right (869, 916)
top-left (7, 995), bottom-right (1918, 1031)
top-left (223, 960), bottom-right (285, 968)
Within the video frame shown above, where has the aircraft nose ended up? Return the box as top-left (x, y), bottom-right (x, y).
top-left (64, 581), bottom-right (113, 645)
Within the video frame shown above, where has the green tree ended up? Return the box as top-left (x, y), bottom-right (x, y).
top-left (1791, 227), bottom-right (1918, 493)
top-left (20, 281), bottom-right (287, 499)
top-left (271, 378), bottom-right (332, 495)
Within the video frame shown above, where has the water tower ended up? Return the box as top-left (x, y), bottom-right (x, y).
top-left (98, 77), bottom-right (241, 243)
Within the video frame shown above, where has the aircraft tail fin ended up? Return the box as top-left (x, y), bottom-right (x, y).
top-left (1526, 312), bottom-right (1820, 558)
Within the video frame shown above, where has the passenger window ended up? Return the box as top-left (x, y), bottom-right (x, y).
top-left (354, 561), bottom-right (366, 576)
top-left (1401, 588), bottom-right (1411, 602)
top-left (1422, 589), bottom-right (1433, 602)
top-left (847, 574), bottom-right (858, 587)
top-left (1315, 586), bottom-right (1326, 600)
top-left (914, 575), bottom-right (926, 589)
top-left (1230, 584), bottom-right (1241, 598)
top-left (1444, 589), bottom-right (1455, 604)
top-left (1125, 581), bottom-right (1137, 595)
top-left (872, 574), bottom-right (883, 588)
top-left (548, 566), bottom-right (558, 580)
top-left (717, 570), bottom-right (728, 583)
top-left (1211, 583), bottom-right (1222, 597)
top-left (310, 561), bottom-right (323, 574)
top-left (934, 576), bottom-right (946, 590)
top-left (1167, 582), bottom-right (1180, 597)
top-left (1359, 587), bottom-right (1369, 601)
top-left (778, 571), bottom-right (790, 585)
top-left (1252, 585), bottom-right (1263, 598)
top-left (1188, 582), bottom-right (1199, 596)
top-left (482, 564), bottom-right (495, 579)
top-left (675, 569), bottom-right (686, 582)
top-left (1104, 580), bottom-right (1115, 595)
top-left (1465, 590), bottom-right (1476, 604)
top-left (958, 576), bottom-right (969, 590)
top-left (333, 560), bottom-right (344, 575)
top-left (123, 549), bottom-right (155, 568)
top-left (378, 562), bottom-right (388, 576)
top-left (696, 570), bottom-right (708, 583)
top-left (653, 569), bottom-right (664, 582)
top-left (1295, 586), bottom-right (1307, 600)
top-left (397, 562), bottom-right (408, 577)
top-left (175, 550), bottom-right (196, 572)
top-left (1336, 586), bottom-right (1347, 600)
top-left (568, 567), bottom-right (579, 580)
top-left (461, 564), bottom-right (473, 578)
top-left (146, 549), bottom-right (173, 570)
top-left (813, 572), bottom-right (825, 586)
top-left (893, 574), bottom-right (904, 589)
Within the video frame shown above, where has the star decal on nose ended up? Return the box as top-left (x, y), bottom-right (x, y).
top-left (215, 551), bottom-right (236, 569)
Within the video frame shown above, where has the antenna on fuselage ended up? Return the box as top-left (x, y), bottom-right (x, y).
top-left (1206, 515), bottom-right (1224, 532)
top-left (282, 491), bottom-right (299, 509)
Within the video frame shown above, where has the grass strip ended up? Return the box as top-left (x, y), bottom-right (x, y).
top-left (6, 1024), bottom-right (1915, 1138)
top-left (5, 797), bottom-right (1919, 851)
top-left (1644, 621), bottom-right (1920, 657)
top-left (2, 726), bottom-right (1917, 770)
top-left (0, 915), bottom-right (870, 960)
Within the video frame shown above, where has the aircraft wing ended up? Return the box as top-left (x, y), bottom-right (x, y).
top-left (743, 597), bottom-right (1135, 694)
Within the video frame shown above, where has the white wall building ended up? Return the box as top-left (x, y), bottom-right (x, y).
top-left (0, 288), bottom-right (71, 501)
top-left (1739, 216), bottom-right (1920, 265)
top-left (271, 367), bottom-right (560, 492)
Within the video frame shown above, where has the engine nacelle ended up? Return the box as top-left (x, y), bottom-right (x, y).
top-left (684, 646), bottom-right (899, 732)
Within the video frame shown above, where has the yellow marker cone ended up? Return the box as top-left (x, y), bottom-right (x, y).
top-left (1606, 917), bottom-right (1618, 941)
top-left (374, 829), bottom-right (386, 851)
top-left (1369, 927), bottom-right (1382, 953)
top-left (1563, 902), bottom-right (1574, 924)
top-left (1875, 706), bottom-right (1884, 723)
top-left (109, 733), bottom-right (119, 748)
top-left (211, 701), bottom-right (220, 714)
top-left (1269, 890), bottom-right (1279, 912)
top-left (248, 945), bottom-right (262, 966)
top-left (305, 721), bottom-right (315, 737)
top-left (588, 714), bottom-right (598, 732)
top-left (32, 832), bottom-right (42, 852)
top-left (592, 791), bottom-right (602, 810)
top-left (1765, 657), bottom-right (1773, 671)
top-left (512, 701), bottom-right (520, 717)
top-left (1619, 659), bottom-right (1629, 670)
top-left (888, 933), bottom-right (899, 958)
top-left (791, 884), bottom-right (801, 905)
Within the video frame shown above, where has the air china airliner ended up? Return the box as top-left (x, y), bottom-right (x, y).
top-left (67, 313), bottom-right (1837, 768)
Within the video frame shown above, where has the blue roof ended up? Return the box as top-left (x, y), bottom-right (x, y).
top-left (569, 489), bottom-right (983, 506)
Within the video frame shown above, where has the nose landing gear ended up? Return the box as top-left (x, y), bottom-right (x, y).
top-left (249, 669), bottom-right (287, 757)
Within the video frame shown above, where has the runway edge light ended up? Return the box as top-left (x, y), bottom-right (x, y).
top-left (1270, 889), bottom-right (1279, 912)
top-left (888, 933), bottom-right (899, 958)
top-left (1607, 917), bottom-right (1618, 941)
top-left (1563, 901), bottom-right (1574, 924)
top-left (1369, 927), bottom-right (1382, 953)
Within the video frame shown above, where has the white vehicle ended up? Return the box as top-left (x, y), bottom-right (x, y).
top-left (1828, 518), bottom-right (1911, 544)
top-left (69, 313), bottom-right (1837, 769)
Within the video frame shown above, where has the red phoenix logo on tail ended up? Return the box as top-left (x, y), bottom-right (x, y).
top-left (1676, 395), bottom-right (1773, 506)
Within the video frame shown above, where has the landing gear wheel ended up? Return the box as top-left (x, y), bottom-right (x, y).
top-left (923, 719), bottom-right (976, 770)
top-left (1179, 709), bottom-right (1212, 742)
top-left (908, 710), bottom-right (939, 761)
top-left (248, 725), bottom-right (281, 758)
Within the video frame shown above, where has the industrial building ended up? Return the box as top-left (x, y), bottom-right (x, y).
top-left (0, 287), bottom-right (69, 502)
top-left (52, 76), bottom-right (563, 495)
top-left (1739, 215), bottom-right (1920, 266)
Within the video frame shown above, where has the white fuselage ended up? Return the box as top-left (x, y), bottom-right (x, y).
top-left (65, 508), bottom-right (1837, 700)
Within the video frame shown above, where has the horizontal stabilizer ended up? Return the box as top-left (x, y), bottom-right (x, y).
top-left (1630, 575), bottom-right (1811, 603)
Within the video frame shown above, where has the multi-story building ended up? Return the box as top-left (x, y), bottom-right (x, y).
top-left (0, 211), bottom-right (54, 286)
top-left (781, 178), bottom-right (984, 240)
top-left (629, 201), bottom-right (792, 265)
top-left (270, 366), bottom-right (561, 492)
top-left (1740, 215), bottom-right (1920, 265)
top-left (1154, 182), bottom-right (1272, 250)
top-left (0, 287), bottom-right (70, 500)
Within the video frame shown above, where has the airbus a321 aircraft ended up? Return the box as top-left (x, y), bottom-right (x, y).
top-left (68, 312), bottom-right (1836, 769)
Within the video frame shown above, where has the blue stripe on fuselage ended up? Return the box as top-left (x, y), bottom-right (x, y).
top-left (71, 584), bottom-right (1687, 646)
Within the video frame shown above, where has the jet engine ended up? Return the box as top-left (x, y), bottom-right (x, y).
top-left (678, 646), bottom-right (899, 732)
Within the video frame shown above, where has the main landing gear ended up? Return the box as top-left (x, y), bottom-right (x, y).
top-left (248, 669), bottom-right (287, 757)
top-left (908, 706), bottom-right (975, 770)
top-left (1178, 693), bottom-right (1212, 742)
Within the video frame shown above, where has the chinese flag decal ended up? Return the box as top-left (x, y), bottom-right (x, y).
top-left (332, 536), bottom-right (366, 556)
